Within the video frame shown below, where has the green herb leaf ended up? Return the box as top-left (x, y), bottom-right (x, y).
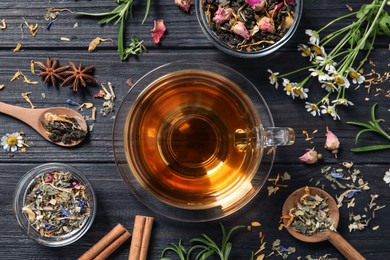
top-left (347, 103), bottom-right (390, 152)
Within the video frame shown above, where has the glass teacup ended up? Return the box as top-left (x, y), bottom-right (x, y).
top-left (113, 61), bottom-right (294, 222)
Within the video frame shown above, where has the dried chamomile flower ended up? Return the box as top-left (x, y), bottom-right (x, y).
top-left (1, 132), bottom-right (24, 152)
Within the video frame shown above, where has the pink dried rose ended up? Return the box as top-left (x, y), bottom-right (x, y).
top-left (175, 0), bottom-right (193, 13)
top-left (257, 16), bottom-right (275, 33)
top-left (232, 21), bottom-right (250, 40)
top-left (325, 127), bottom-right (340, 156)
top-left (299, 148), bottom-right (322, 164)
top-left (151, 19), bottom-right (166, 44)
top-left (247, 0), bottom-right (266, 12)
top-left (213, 6), bottom-right (233, 24)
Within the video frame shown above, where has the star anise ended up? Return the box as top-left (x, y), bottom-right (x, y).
top-left (61, 62), bottom-right (97, 91)
top-left (35, 57), bottom-right (69, 86)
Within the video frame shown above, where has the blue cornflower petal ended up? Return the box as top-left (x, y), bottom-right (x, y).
top-left (330, 172), bottom-right (344, 179)
top-left (61, 208), bottom-right (72, 217)
top-left (346, 190), bottom-right (360, 199)
top-left (66, 99), bottom-right (80, 106)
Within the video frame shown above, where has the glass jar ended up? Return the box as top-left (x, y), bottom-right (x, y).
top-left (13, 163), bottom-right (96, 247)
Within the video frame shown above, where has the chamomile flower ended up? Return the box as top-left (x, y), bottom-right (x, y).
top-left (1, 132), bottom-right (24, 152)
top-left (332, 98), bottom-right (354, 106)
top-left (297, 44), bottom-right (313, 59)
top-left (282, 78), bottom-right (295, 97)
top-left (305, 29), bottom-right (320, 45)
top-left (320, 105), bottom-right (340, 120)
top-left (348, 68), bottom-right (365, 84)
top-left (321, 81), bottom-right (339, 92)
top-left (315, 56), bottom-right (337, 72)
top-left (311, 44), bottom-right (326, 56)
top-left (309, 68), bottom-right (330, 82)
top-left (267, 69), bottom-right (280, 89)
top-left (333, 74), bottom-right (350, 88)
top-left (305, 102), bottom-right (320, 116)
top-left (384, 169), bottom-right (390, 185)
top-left (292, 86), bottom-right (309, 99)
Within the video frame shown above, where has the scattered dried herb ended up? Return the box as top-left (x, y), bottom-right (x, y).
top-left (75, 0), bottom-right (151, 61)
top-left (23, 19), bottom-right (39, 37)
top-left (35, 57), bottom-right (69, 87)
top-left (43, 113), bottom-right (87, 144)
top-left (22, 170), bottom-right (91, 237)
top-left (88, 37), bottom-right (113, 52)
top-left (202, 0), bottom-right (297, 52)
top-left (0, 18), bottom-right (6, 30)
top-left (12, 43), bottom-right (23, 52)
top-left (284, 187), bottom-right (336, 236)
top-left (21, 92), bottom-right (35, 109)
top-left (347, 103), bottom-right (390, 152)
top-left (270, 239), bottom-right (296, 259)
top-left (267, 172), bottom-right (290, 196)
top-left (61, 62), bottom-right (97, 91)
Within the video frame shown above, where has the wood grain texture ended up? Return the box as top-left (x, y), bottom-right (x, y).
top-left (0, 0), bottom-right (389, 259)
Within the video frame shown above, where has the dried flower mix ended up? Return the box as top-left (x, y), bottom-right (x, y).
top-left (43, 113), bottom-right (87, 144)
top-left (284, 187), bottom-right (336, 236)
top-left (22, 170), bottom-right (91, 237)
top-left (201, 0), bottom-right (297, 52)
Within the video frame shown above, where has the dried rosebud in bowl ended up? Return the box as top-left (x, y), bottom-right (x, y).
top-left (195, 0), bottom-right (302, 58)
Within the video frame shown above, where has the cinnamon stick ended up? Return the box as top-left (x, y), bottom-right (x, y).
top-left (128, 215), bottom-right (154, 260)
top-left (78, 223), bottom-right (131, 260)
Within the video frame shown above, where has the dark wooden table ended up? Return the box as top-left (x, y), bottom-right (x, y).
top-left (1, 0), bottom-right (389, 259)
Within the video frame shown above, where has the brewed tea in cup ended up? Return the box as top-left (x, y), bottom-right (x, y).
top-left (114, 61), bottom-right (294, 221)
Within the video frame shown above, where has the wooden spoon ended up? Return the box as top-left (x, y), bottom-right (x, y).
top-left (282, 186), bottom-right (365, 260)
top-left (0, 102), bottom-right (88, 147)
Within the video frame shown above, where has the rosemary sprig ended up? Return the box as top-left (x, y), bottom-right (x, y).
top-left (76, 0), bottom-right (151, 61)
top-left (347, 103), bottom-right (390, 152)
top-left (123, 34), bottom-right (147, 60)
top-left (160, 223), bottom-right (245, 260)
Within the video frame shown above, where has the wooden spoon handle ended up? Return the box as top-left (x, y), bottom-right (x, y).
top-left (328, 231), bottom-right (365, 260)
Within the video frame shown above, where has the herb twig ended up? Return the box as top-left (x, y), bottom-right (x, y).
top-left (160, 223), bottom-right (245, 260)
top-left (76, 0), bottom-right (151, 61)
top-left (347, 103), bottom-right (390, 152)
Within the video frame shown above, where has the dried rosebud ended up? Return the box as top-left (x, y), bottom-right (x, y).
top-left (151, 19), bottom-right (166, 44)
top-left (247, 0), bottom-right (266, 12)
top-left (325, 127), bottom-right (340, 156)
top-left (257, 16), bottom-right (274, 33)
top-left (299, 148), bottom-right (322, 164)
top-left (232, 21), bottom-right (250, 40)
top-left (213, 6), bottom-right (233, 24)
top-left (175, 0), bottom-right (193, 13)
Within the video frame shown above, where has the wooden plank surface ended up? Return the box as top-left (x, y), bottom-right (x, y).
top-left (0, 0), bottom-right (389, 259)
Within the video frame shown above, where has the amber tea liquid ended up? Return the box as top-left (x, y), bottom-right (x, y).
top-left (125, 70), bottom-right (262, 209)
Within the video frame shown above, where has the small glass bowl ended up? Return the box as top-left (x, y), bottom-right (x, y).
top-left (13, 163), bottom-right (96, 247)
top-left (195, 0), bottom-right (303, 58)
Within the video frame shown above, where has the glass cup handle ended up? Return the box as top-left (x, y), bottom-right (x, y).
top-left (262, 127), bottom-right (295, 147)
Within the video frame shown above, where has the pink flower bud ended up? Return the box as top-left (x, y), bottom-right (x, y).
top-left (325, 127), bottom-right (340, 155)
top-left (175, 0), bottom-right (193, 13)
top-left (299, 149), bottom-right (322, 164)
top-left (257, 16), bottom-right (274, 33)
top-left (213, 6), bottom-right (233, 24)
top-left (151, 19), bottom-right (167, 45)
top-left (232, 21), bottom-right (250, 40)
top-left (247, 0), bottom-right (266, 12)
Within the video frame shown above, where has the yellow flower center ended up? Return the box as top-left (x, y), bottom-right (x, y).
top-left (293, 88), bottom-right (303, 95)
top-left (285, 83), bottom-right (292, 92)
top-left (312, 45), bottom-right (323, 55)
top-left (334, 76), bottom-right (345, 84)
top-left (7, 135), bottom-right (17, 146)
top-left (303, 48), bottom-right (311, 56)
top-left (349, 71), bottom-right (359, 79)
top-left (310, 104), bottom-right (318, 110)
top-left (326, 82), bottom-right (334, 89)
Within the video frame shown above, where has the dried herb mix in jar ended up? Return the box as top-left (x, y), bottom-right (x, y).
top-left (22, 170), bottom-right (91, 237)
top-left (43, 112), bottom-right (87, 144)
top-left (202, 0), bottom-right (296, 52)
